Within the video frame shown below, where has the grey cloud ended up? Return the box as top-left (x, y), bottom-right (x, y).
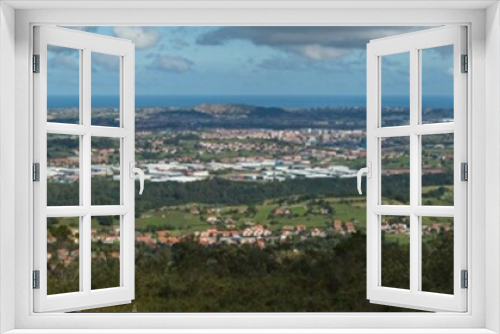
top-left (257, 54), bottom-right (367, 74)
top-left (197, 27), bottom-right (432, 60)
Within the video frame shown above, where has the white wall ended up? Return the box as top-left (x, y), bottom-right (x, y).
top-left (485, 2), bottom-right (500, 333)
top-left (0, 2), bottom-right (16, 333)
top-left (9, 6), bottom-right (490, 331)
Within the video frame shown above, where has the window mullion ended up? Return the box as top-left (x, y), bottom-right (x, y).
top-left (409, 47), bottom-right (420, 294)
top-left (82, 47), bottom-right (92, 294)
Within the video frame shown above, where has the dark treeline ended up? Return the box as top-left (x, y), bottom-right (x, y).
top-left (48, 174), bottom-right (453, 212)
top-left (47, 231), bottom-right (453, 313)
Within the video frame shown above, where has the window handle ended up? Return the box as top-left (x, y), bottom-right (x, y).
top-left (129, 162), bottom-right (145, 195)
top-left (357, 162), bottom-right (371, 195)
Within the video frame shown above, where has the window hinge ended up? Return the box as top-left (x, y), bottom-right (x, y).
top-left (461, 162), bottom-right (468, 181)
top-left (33, 54), bottom-right (40, 73)
top-left (33, 163), bottom-right (40, 182)
top-left (33, 270), bottom-right (40, 289)
top-left (461, 270), bottom-right (468, 289)
top-left (461, 54), bottom-right (468, 73)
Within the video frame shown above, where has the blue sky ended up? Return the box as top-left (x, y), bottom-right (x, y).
top-left (47, 26), bottom-right (453, 98)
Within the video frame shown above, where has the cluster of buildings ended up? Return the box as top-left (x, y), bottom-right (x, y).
top-left (140, 159), bottom-right (358, 183)
top-left (381, 219), bottom-right (453, 235)
top-left (47, 128), bottom-right (366, 184)
top-left (193, 219), bottom-right (358, 247)
top-left (199, 128), bottom-right (365, 147)
top-left (47, 217), bottom-right (362, 268)
top-left (47, 158), bottom-right (357, 184)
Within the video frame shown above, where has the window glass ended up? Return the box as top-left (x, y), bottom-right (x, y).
top-left (421, 45), bottom-right (454, 124)
top-left (47, 217), bottom-right (80, 295)
top-left (91, 52), bottom-right (120, 127)
top-left (421, 134), bottom-right (454, 206)
top-left (381, 215), bottom-right (410, 290)
top-left (381, 52), bottom-right (410, 127)
top-left (381, 137), bottom-right (410, 205)
top-left (47, 45), bottom-right (80, 124)
top-left (91, 216), bottom-right (121, 290)
top-left (91, 137), bottom-right (121, 205)
top-left (421, 216), bottom-right (454, 294)
top-left (47, 134), bottom-right (80, 206)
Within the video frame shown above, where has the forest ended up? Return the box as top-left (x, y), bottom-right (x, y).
top-left (47, 173), bottom-right (453, 212)
top-left (46, 174), bottom-right (454, 312)
top-left (46, 228), bottom-right (453, 312)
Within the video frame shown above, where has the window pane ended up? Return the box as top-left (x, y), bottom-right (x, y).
top-left (421, 216), bottom-right (454, 294)
top-left (47, 217), bottom-right (80, 295)
top-left (421, 45), bottom-right (454, 124)
top-left (421, 134), bottom-right (454, 206)
top-left (47, 134), bottom-right (80, 206)
top-left (91, 215), bottom-right (120, 290)
top-left (381, 52), bottom-right (410, 127)
top-left (91, 137), bottom-right (121, 205)
top-left (47, 45), bottom-right (80, 124)
top-left (381, 215), bottom-right (410, 290)
top-left (91, 52), bottom-right (120, 127)
top-left (381, 137), bottom-right (410, 205)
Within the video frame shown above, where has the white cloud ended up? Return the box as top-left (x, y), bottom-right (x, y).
top-left (446, 67), bottom-right (454, 76)
top-left (151, 55), bottom-right (194, 72)
top-left (112, 27), bottom-right (159, 50)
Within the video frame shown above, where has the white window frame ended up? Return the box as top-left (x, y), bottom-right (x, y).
top-left (32, 25), bottom-right (136, 313)
top-left (366, 26), bottom-right (467, 312)
top-left (1, 2), bottom-right (499, 333)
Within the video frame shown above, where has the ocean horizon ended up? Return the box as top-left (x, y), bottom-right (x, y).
top-left (47, 94), bottom-right (454, 109)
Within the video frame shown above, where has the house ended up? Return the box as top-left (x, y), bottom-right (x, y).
top-left (273, 207), bottom-right (291, 216)
top-left (206, 216), bottom-right (218, 225)
top-left (346, 222), bottom-right (356, 233)
top-left (156, 230), bottom-right (167, 238)
top-left (296, 224), bottom-right (306, 232)
top-left (333, 219), bottom-right (344, 232)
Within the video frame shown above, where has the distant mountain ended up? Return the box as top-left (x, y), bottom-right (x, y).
top-left (192, 103), bottom-right (288, 119)
top-left (135, 103), bottom-right (368, 131)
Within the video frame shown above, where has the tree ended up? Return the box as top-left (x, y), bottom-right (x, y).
top-left (97, 216), bottom-right (114, 226)
top-left (247, 205), bottom-right (258, 216)
top-left (49, 224), bottom-right (71, 243)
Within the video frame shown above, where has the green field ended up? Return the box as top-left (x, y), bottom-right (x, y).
top-left (50, 183), bottom-right (453, 238)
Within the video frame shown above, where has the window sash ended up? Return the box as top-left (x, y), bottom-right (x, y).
top-left (32, 25), bottom-right (136, 313)
top-left (366, 26), bottom-right (468, 312)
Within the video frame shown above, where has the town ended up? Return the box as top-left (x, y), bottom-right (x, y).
top-left (47, 213), bottom-right (453, 267)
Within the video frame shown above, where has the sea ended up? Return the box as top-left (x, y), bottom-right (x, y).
top-left (47, 95), bottom-right (454, 109)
